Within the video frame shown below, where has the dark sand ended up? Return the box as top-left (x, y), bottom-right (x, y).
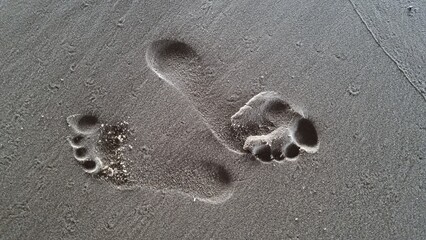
top-left (1, 0), bottom-right (425, 239)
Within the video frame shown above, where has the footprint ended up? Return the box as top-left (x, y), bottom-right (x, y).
top-left (146, 40), bottom-right (319, 162)
top-left (66, 114), bottom-right (234, 204)
top-left (232, 91), bottom-right (319, 162)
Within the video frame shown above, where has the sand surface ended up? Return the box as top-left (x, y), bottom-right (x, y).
top-left (1, 0), bottom-right (425, 239)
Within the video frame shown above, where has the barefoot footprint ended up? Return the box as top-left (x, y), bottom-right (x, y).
top-left (146, 40), bottom-right (319, 163)
top-left (66, 114), bottom-right (234, 204)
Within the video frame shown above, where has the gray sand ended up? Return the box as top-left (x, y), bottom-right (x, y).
top-left (1, 0), bottom-right (425, 239)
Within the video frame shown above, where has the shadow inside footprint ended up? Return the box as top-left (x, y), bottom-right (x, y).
top-left (284, 143), bottom-right (300, 160)
top-left (264, 98), bottom-right (291, 113)
top-left (271, 148), bottom-right (284, 161)
top-left (204, 162), bottom-right (233, 186)
top-left (69, 135), bottom-right (84, 147)
top-left (78, 115), bottom-right (98, 129)
top-left (154, 41), bottom-right (196, 60)
top-left (67, 114), bottom-right (100, 134)
top-left (293, 118), bottom-right (319, 148)
top-left (74, 147), bottom-right (89, 160)
top-left (252, 144), bottom-right (273, 162)
top-left (146, 40), bottom-right (199, 85)
top-left (81, 160), bottom-right (97, 171)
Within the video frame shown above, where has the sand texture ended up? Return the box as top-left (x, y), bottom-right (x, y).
top-left (1, 0), bottom-right (425, 239)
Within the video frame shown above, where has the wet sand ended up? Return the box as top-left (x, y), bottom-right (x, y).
top-left (1, 0), bottom-right (425, 239)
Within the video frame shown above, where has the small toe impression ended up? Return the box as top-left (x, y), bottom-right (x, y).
top-left (81, 157), bottom-right (103, 174)
top-left (81, 160), bottom-right (96, 171)
top-left (252, 144), bottom-right (272, 162)
top-left (284, 143), bottom-right (300, 160)
top-left (67, 114), bottom-right (100, 134)
top-left (68, 135), bottom-right (85, 148)
top-left (73, 147), bottom-right (89, 161)
top-left (271, 148), bottom-right (285, 161)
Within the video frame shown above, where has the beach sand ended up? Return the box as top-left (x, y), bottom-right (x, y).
top-left (1, 0), bottom-right (425, 239)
